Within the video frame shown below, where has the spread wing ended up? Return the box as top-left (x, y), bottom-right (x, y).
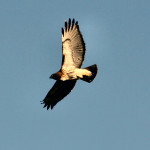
top-left (41, 80), bottom-right (77, 110)
top-left (61, 18), bottom-right (86, 69)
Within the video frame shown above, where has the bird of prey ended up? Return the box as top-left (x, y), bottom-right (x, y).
top-left (41, 18), bottom-right (98, 110)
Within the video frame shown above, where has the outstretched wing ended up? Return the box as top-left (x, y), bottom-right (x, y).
top-left (41, 80), bottom-right (77, 109)
top-left (61, 18), bottom-right (86, 69)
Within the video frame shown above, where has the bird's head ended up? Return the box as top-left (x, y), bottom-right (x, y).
top-left (49, 72), bottom-right (62, 80)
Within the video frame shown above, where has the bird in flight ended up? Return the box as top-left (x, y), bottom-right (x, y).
top-left (41, 18), bottom-right (98, 110)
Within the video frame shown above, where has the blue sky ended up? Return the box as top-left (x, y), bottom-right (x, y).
top-left (0, 0), bottom-right (150, 150)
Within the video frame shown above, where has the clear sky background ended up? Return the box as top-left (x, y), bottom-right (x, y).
top-left (0, 0), bottom-right (150, 150)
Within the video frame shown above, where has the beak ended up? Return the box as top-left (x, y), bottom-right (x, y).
top-left (49, 74), bottom-right (53, 79)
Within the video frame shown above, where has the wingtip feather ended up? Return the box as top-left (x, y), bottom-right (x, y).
top-left (68, 18), bottom-right (71, 31)
top-left (62, 18), bottom-right (79, 33)
top-left (71, 19), bottom-right (75, 29)
top-left (65, 20), bottom-right (67, 31)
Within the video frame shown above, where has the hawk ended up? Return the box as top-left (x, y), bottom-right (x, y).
top-left (41, 18), bottom-right (98, 110)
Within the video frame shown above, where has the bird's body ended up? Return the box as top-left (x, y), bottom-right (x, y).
top-left (41, 18), bottom-right (98, 110)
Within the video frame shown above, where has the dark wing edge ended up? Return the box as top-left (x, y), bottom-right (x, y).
top-left (41, 80), bottom-right (77, 110)
top-left (61, 18), bottom-right (86, 68)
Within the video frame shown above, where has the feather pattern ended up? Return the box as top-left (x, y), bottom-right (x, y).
top-left (62, 18), bottom-right (86, 69)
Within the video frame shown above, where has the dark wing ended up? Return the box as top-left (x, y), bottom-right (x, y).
top-left (61, 18), bottom-right (86, 69)
top-left (41, 80), bottom-right (77, 110)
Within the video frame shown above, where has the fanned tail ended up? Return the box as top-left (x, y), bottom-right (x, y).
top-left (81, 64), bottom-right (98, 83)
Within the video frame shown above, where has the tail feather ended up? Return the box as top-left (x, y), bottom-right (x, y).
top-left (81, 64), bottom-right (98, 83)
